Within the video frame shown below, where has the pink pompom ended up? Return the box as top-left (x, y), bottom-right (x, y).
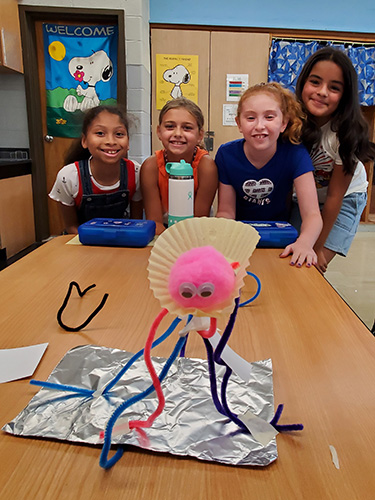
top-left (168, 246), bottom-right (236, 311)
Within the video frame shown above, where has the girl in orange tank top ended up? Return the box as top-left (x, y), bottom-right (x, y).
top-left (140, 98), bottom-right (218, 235)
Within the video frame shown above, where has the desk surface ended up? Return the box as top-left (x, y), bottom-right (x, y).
top-left (1, 236), bottom-right (374, 500)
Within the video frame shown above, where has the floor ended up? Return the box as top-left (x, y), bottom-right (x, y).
top-left (325, 223), bottom-right (375, 331)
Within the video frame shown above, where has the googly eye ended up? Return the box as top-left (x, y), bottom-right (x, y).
top-left (198, 282), bottom-right (215, 298)
top-left (179, 282), bottom-right (197, 299)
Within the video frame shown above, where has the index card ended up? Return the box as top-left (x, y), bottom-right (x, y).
top-left (0, 343), bottom-right (48, 384)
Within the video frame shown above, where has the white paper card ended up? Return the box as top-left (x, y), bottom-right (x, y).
top-left (239, 408), bottom-right (278, 447)
top-left (208, 331), bottom-right (253, 382)
top-left (112, 418), bottom-right (131, 438)
top-left (223, 104), bottom-right (238, 126)
top-left (0, 343), bottom-right (48, 384)
top-left (66, 235), bottom-right (81, 245)
top-left (179, 316), bottom-right (211, 336)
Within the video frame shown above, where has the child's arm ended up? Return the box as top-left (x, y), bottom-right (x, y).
top-left (216, 182), bottom-right (236, 219)
top-left (59, 204), bottom-right (80, 234)
top-left (140, 156), bottom-right (166, 235)
top-left (314, 164), bottom-right (352, 272)
top-left (49, 164), bottom-right (79, 234)
top-left (280, 171), bottom-right (322, 267)
top-left (130, 160), bottom-right (144, 219)
top-left (130, 200), bottom-right (143, 219)
top-left (195, 156), bottom-right (218, 216)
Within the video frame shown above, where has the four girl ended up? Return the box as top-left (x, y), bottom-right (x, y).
top-left (52, 47), bottom-right (374, 274)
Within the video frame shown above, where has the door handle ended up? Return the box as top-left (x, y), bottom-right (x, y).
top-left (44, 135), bottom-right (54, 143)
top-left (204, 131), bottom-right (214, 151)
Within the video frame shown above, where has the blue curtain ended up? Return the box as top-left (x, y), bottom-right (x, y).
top-left (268, 39), bottom-right (375, 106)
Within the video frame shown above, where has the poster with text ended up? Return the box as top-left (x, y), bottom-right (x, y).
top-left (43, 24), bottom-right (118, 138)
top-left (156, 54), bottom-right (198, 109)
top-left (226, 74), bottom-right (249, 101)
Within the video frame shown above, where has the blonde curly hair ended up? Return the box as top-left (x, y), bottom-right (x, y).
top-left (236, 82), bottom-right (305, 145)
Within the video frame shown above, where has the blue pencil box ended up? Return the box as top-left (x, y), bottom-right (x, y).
top-left (242, 221), bottom-right (298, 248)
top-left (78, 218), bottom-right (156, 247)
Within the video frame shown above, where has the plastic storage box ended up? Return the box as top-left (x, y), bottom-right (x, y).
top-left (241, 221), bottom-right (298, 248)
top-left (78, 219), bottom-right (156, 247)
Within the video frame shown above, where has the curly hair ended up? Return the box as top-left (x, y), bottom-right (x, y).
top-left (64, 105), bottom-right (129, 165)
top-left (295, 47), bottom-right (375, 175)
top-left (236, 82), bottom-right (305, 145)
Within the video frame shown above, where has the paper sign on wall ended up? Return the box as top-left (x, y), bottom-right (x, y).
top-left (226, 74), bottom-right (249, 101)
top-left (156, 54), bottom-right (199, 109)
top-left (223, 104), bottom-right (238, 126)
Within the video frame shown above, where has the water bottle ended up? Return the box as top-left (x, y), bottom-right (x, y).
top-left (165, 160), bottom-right (194, 226)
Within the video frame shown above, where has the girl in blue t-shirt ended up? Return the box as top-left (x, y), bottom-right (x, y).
top-left (216, 82), bottom-right (322, 268)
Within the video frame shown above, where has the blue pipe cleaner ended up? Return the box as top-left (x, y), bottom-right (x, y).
top-left (239, 271), bottom-right (261, 307)
top-left (29, 379), bottom-right (94, 397)
top-left (100, 335), bottom-right (186, 469)
top-left (205, 297), bottom-right (249, 431)
top-left (179, 332), bottom-right (189, 357)
top-left (102, 316), bottom-right (183, 395)
top-left (203, 339), bottom-right (228, 418)
top-left (30, 316), bottom-right (182, 400)
top-left (210, 296), bottom-right (303, 435)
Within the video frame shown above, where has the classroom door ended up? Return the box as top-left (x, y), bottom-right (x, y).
top-left (35, 20), bottom-right (74, 236)
top-left (20, 7), bottom-right (126, 238)
top-left (150, 28), bottom-right (270, 157)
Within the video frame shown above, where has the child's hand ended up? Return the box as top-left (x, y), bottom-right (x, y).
top-left (314, 248), bottom-right (328, 274)
top-left (279, 240), bottom-right (317, 268)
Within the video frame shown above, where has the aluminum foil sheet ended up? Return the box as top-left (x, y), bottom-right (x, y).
top-left (3, 344), bottom-right (277, 466)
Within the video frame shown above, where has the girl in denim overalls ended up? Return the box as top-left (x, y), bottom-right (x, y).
top-left (49, 105), bottom-right (142, 234)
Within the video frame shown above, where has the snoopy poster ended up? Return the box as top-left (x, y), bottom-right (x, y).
top-left (156, 54), bottom-right (198, 109)
top-left (43, 24), bottom-right (118, 138)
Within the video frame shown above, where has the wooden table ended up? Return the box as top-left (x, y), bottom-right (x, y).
top-left (0, 236), bottom-right (374, 500)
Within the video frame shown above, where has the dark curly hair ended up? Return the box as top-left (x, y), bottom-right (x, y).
top-left (295, 47), bottom-right (375, 175)
top-left (64, 105), bottom-right (129, 165)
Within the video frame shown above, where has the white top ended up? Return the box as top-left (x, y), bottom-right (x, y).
top-left (310, 121), bottom-right (368, 204)
top-left (49, 158), bottom-right (142, 206)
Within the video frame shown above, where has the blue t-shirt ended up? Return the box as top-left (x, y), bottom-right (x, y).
top-left (216, 139), bottom-right (314, 221)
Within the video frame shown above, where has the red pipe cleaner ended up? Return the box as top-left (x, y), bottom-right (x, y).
top-left (129, 308), bottom-right (168, 435)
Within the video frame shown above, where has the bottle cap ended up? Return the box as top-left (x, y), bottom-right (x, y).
top-left (166, 160), bottom-right (193, 176)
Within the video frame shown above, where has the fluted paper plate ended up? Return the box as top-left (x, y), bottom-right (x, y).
top-left (147, 218), bottom-right (260, 318)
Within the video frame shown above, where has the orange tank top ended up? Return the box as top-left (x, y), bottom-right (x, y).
top-left (156, 147), bottom-right (208, 213)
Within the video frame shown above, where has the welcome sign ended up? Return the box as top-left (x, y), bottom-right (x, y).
top-left (43, 24), bottom-right (118, 138)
